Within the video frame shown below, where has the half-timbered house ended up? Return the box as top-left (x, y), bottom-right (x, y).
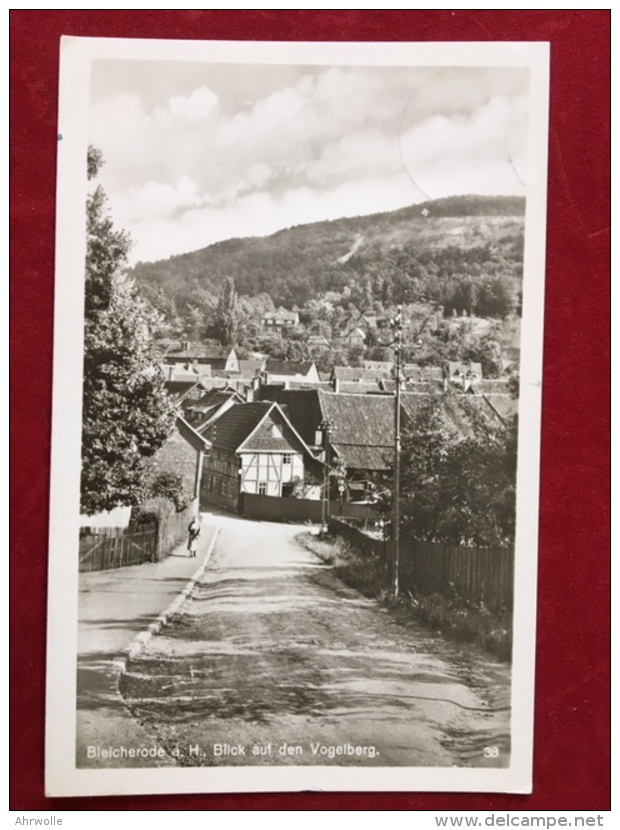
top-left (200, 401), bottom-right (320, 512)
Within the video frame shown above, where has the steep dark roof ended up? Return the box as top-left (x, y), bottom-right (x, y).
top-left (176, 416), bottom-right (211, 452)
top-left (318, 392), bottom-right (395, 471)
top-left (258, 388), bottom-right (324, 446)
top-left (204, 402), bottom-right (273, 453)
top-left (482, 394), bottom-right (518, 423)
top-left (203, 401), bottom-right (313, 457)
top-left (164, 379), bottom-right (205, 399)
top-left (198, 388), bottom-right (243, 407)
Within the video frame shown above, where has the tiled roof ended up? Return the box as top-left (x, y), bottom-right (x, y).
top-left (198, 388), bottom-right (242, 407)
top-left (337, 381), bottom-right (384, 395)
top-left (332, 366), bottom-right (391, 381)
top-left (482, 394), bottom-right (518, 423)
top-left (176, 416), bottom-right (211, 452)
top-left (364, 360), bottom-right (393, 371)
top-left (318, 392), bottom-right (395, 471)
top-left (259, 388), bottom-right (324, 446)
top-left (471, 380), bottom-right (512, 395)
top-left (164, 379), bottom-right (204, 398)
top-left (204, 402), bottom-right (274, 453)
top-left (266, 360), bottom-right (315, 376)
top-left (403, 364), bottom-right (444, 381)
top-left (203, 401), bottom-right (311, 456)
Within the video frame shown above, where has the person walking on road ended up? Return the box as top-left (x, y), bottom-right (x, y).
top-left (187, 516), bottom-right (201, 557)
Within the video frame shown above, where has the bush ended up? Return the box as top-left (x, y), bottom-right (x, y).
top-left (407, 591), bottom-right (512, 661)
top-left (297, 531), bottom-right (385, 598)
top-left (129, 496), bottom-right (173, 528)
top-left (149, 472), bottom-right (188, 512)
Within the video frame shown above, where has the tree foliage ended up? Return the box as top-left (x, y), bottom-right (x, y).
top-left (81, 146), bottom-right (176, 515)
top-left (400, 393), bottom-right (517, 546)
top-left (212, 276), bottom-right (238, 346)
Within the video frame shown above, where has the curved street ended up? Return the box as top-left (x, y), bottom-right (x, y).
top-left (120, 513), bottom-right (511, 768)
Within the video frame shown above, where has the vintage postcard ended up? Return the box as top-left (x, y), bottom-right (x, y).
top-left (46, 38), bottom-right (549, 797)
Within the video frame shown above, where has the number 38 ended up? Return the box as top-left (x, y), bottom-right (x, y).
top-left (484, 746), bottom-right (499, 758)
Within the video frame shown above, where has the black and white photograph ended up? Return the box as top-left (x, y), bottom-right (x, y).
top-left (46, 38), bottom-right (549, 797)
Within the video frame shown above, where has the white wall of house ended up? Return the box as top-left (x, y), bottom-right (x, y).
top-left (239, 451), bottom-right (304, 497)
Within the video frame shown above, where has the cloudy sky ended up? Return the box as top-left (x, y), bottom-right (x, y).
top-left (89, 60), bottom-right (529, 265)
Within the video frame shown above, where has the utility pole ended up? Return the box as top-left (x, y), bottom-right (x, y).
top-left (391, 306), bottom-right (403, 598)
top-left (320, 417), bottom-right (332, 533)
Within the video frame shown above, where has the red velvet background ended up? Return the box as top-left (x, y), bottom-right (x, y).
top-left (10, 11), bottom-right (610, 811)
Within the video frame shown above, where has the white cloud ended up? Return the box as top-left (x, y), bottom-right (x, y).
top-left (89, 65), bottom-right (530, 263)
top-left (166, 86), bottom-right (219, 120)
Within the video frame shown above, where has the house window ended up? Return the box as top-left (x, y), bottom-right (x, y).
top-left (258, 482), bottom-right (267, 495)
top-left (283, 454), bottom-right (292, 465)
top-left (270, 424), bottom-right (283, 439)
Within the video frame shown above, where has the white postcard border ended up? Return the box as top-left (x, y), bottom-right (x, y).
top-left (46, 36), bottom-right (550, 797)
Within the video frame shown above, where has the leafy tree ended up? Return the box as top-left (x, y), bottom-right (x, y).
top-left (213, 276), bottom-right (238, 346)
top-left (400, 393), bottom-right (517, 545)
top-left (149, 472), bottom-right (188, 512)
top-left (81, 146), bottom-right (176, 515)
top-left (462, 333), bottom-right (504, 378)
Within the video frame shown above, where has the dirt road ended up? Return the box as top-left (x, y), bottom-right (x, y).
top-left (121, 514), bottom-right (510, 768)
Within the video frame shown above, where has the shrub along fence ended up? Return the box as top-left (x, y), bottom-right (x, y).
top-left (328, 519), bottom-right (513, 614)
top-left (79, 497), bottom-right (198, 572)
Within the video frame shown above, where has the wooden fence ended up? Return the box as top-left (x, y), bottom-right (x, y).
top-left (240, 492), bottom-right (379, 523)
top-left (79, 497), bottom-right (198, 572)
top-left (79, 526), bottom-right (158, 572)
top-left (328, 519), bottom-right (513, 613)
top-left (400, 538), bottom-right (514, 613)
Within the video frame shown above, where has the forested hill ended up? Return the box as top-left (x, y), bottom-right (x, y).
top-left (130, 194), bottom-right (525, 315)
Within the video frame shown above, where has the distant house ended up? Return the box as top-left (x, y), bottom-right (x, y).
top-left (338, 327), bottom-right (366, 349)
top-left (163, 342), bottom-right (239, 373)
top-left (163, 375), bottom-right (211, 408)
top-left (264, 359), bottom-right (320, 385)
top-left (445, 361), bottom-right (483, 391)
top-left (258, 388), bottom-right (395, 498)
top-left (200, 401), bottom-right (319, 512)
top-left (185, 387), bottom-right (244, 431)
top-left (307, 334), bottom-right (331, 354)
top-left (330, 366), bottom-right (392, 388)
top-left (259, 387), bottom-right (507, 499)
top-left (261, 309), bottom-right (300, 329)
top-left (340, 311), bottom-right (378, 331)
top-left (402, 364), bottom-right (444, 384)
